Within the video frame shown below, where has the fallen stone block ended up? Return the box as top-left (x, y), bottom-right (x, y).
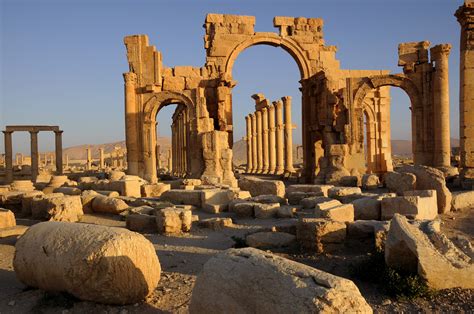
top-left (300, 196), bottom-right (332, 209)
top-left (111, 179), bottom-right (141, 198)
top-left (0, 225), bottom-right (28, 238)
top-left (315, 203), bottom-right (354, 222)
top-left (156, 208), bottom-right (192, 234)
top-left (238, 177), bottom-right (285, 198)
top-left (126, 213), bottom-right (156, 233)
top-left (385, 214), bottom-right (474, 289)
top-left (160, 190), bottom-right (202, 208)
top-left (96, 190), bottom-right (120, 197)
top-left (21, 191), bottom-right (44, 216)
top-left (286, 184), bottom-right (333, 197)
top-left (277, 205), bottom-right (296, 218)
top-left (451, 190), bottom-right (474, 211)
top-left (287, 191), bottom-right (323, 205)
top-left (201, 189), bottom-right (234, 213)
top-left (92, 195), bottom-right (129, 214)
top-left (232, 202), bottom-right (258, 218)
top-left (80, 190), bottom-right (99, 214)
top-left (0, 191), bottom-right (26, 210)
top-left (248, 194), bottom-right (287, 205)
top-left (347, 220), bottom-right (390, 239)
top-left (14, 221), bottom-right (160, 304)
top-left (53, 187), bottom-right (82, 195)
top-left (352, 193), bottom-right (396, 221)
top-left (141, 183), bottom-right (171, 197)
top-left (246, 232), bottom-right (296, 249)
top-left (328, 186), bottom-right (362, 199)
top-left (0, 208), bottom-right (16, 228)
top-left (108, 170), bottom-right (125, 181)
top-left (362, 174), bottom-right (380, 190)
top-left (198, 217), bottom-right (233, 230)
top-left (189, 248), bottom-right (372, 313)
top-left (254, 203), bottom-right (280, 219)
top-left (384, 171), bottom-right (416, 195)
top-left (314, 198), bottom-right (342, 211)
top-left (381, 190), bottom-right (438, 220)
top-left (31, 195), bottom-right (83, 222)
top-left (296, 218), bottom-right (346, 252)
top-left (10, 180), bottom-right (35, 192)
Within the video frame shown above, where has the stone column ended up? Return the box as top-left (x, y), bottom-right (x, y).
top-left (456, 1), bottom-right (474, 182)
top-left (431, 44), bottom-right (452, 169)
top-left (274, 101), bottom-right (284, 175)
top-left (182, 111), bottom-right (187, 176)
top-left (99, 148), bottom-right (105, 169)
top-left (282, 96), bottom-right (295, 173)
top-left (168, 148), bottom-right (172, 173)
top-left (3, 131), bottom-right (13, 183)
top-left (251, 113), bottom-right (258, 173)
top-left (54, 130), bottom-right (63, 174)
top-left (245, 115), bottom-right (253, 173)
top-left (86, 148), bottom-right (92, 170)
top-left (256, 110), bottom-right (263, 173)
top-left (156, 145), bottom-right (162, 170)
top-left (30, 131), bottom-right (39, 182)
top-left (123, 72), bottom-right (139, 175)
top-left (268, 104), bottom-right (276, 174)
top-left (262, 107), bottom-right (269, 174)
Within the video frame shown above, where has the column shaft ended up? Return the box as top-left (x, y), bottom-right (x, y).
top-left (262, 107), bottom-right (269, 173)
top-left (283, 96), bottom-right (295, 173)
top-left (99, 148), bottom-right (105, 169)
top-left (3, 131), bottom-right (13, 183)
top-left (55, 131), bottom-right (63, 174)
top-left (245, 115), bottom-right (253, 173)
top-left (256, 110), bottom-right (263, 173)
top-left (268, 104), bottom-right (276, 174)
top-left (123, 72), bottom-right (139, 175)
top-left (274, 101), bottom-right (285, 174)
top-left (30, 131), bottom-right (39, 182)
top-left (251, 113), bottom-right (258, 173)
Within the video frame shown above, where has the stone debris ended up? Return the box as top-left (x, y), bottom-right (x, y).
top-left (190, 248), bottom-right (372, 313)
top-left (296, 218), bottom-right (347, 252)
top-left (385, 214), bottom-right (474, 289)
top-left (238, 177), bottom-right (285, 197)
top-left (254, 203), bottom-right (280, 219)
top-left (92, 195), bottom-right (129, 214)
top-left (315, 203), bottom-right (354, 222)
top-left (156, 207), bottom-right (192, 235)
top-left (451, 190), bottom-right (474, 211)
top-left (14, 221), bottom-right (161, 304)
top-left (362, 174), bottom-right (380, 190)
top-left (160, 190), bottom-right (203, 208)
top-left (285, 184), bottom-right (333, 197)
top-left (328, 186), bottom-right (362, 199)
top-left (381, 190), bottom-right (438, 220)
top-left (198, 217), bottom-right (233, 230)
top-left (246, 232), bottom-right (296, 249)
top-left (0, 208), bottom-right (16, 228)
top-left (384, 171), bottom-right (416, 195)
top-left (31, 194), bottom-right (83, 222)
top-left (126, 213), bottom-right (157, 233)
top-left (141, 183), bottom-right (171, 197)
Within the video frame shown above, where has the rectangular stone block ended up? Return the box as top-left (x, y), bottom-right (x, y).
top-left (126, 213), bottom-right (156, 233)
top-left (160, 190), bottom-right (203, 208)
top-left (156, 208), bottom-right (192, 235)
top-left (141, 183), bottom-right (170, 198)
top-left (381, 190), bottom-right (438, 220)
top-left (315, 203), bottom-right (354, 222)
top-left (296, 218), bottom-right (346, 253)
top-left (162, 76), bottom-right (185, 91)
top-left (254, 203), bottom-right (280, 219)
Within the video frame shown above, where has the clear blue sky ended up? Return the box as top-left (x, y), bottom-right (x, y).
top-left (0, 0), bottom-right (462, 154)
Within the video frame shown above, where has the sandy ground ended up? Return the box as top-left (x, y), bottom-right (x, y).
top-left (0, 208), bottom-right (473, 313)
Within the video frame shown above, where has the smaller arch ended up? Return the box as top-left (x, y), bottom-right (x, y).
top-left (223, 33), bottom-right (312, 79)
top-left (143, 91), bottom-right (195, 124)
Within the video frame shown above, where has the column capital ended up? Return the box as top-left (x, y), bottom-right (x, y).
top-left (455, 1), bottom-right (474, 28)
top-left (281, 96), bottom-right (292, 103)
top-left (29, 130), bottom-right (40, 135)
top-left (123, 72), bottom-right (138, 84)
top-left (2, 130), bottom-right (13, 135)
top-left (54, 130), bottom-right (64, 135)
top-left (430, 44), bottom-right (452, 58)
top-left (274, 100), bottom-right (283, 109)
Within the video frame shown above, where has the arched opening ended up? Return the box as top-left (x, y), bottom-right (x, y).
top-left (229, 44), bottom-right (302, 176)
top-left (154, 103), bottom-right (176, 176)
top-left (389, 87), bottom-right (413, 166)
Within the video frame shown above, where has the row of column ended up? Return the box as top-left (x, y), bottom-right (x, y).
top-left (245, 96), bottom-right (295, 174)
top-left (2, 130), bottom-right (63, 183)
top-left (85, 147), bottom-right (126, 170)
top-left (171, 109), bottom-right (187, 177)
top-left (155, 145), bottom-right (173, 171)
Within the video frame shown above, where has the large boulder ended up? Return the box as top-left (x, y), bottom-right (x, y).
top-left (385, 214), bottom-right (473, 289)
top-left (189, 248), bottom-right (372, 313)
top-left (14, 221), bottom-right (161, 304)
top-left (92, 195), bottom-right (129, 214)
top-left (398, 165), bottom-right (452, 214)
top-left (238, 177), bottom-right (285, 198)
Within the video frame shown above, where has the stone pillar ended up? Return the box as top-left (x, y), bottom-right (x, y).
top-left (30, 131), bottom-right (39, 182)
top-left (178, 113), bottom-right (183, 176)
top-left (54, 130), bottom-right (63, 174)
top-left (274, 100), bottom-right (284, 175)
top-left (99, 148), bottom-right (105, 169)
top-left (256, 110), bottom-right (263, 173)
top-left (251, 113), bottom-right (258, 173)
top-left (3, 131), bottom-right (13, 183)
top-left (123, 72), bottom-right (139, 175)
top-left (262, 107), bottom-right (269, 174)
top-left (268, 104), bottom-right (276, 174)
top-left (282, 96), bottom-right (295, 173)
top-left (168, 148), bottom-right (172, 173)
top-left (182, 112), bottom-right (187, 176)
top-left (245, 115), bottom-right (253, 173)
top-left (86, 148), bottom-right (92, 170)
top-left (431, 44), bottom-right (452, 169)
top-left (156, 145), bottom-right (162, 170)
top-left (456, 1), bottom-right (474, 182)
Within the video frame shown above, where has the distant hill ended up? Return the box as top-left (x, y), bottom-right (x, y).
top-left (391, 138), bottom-right (460, 156)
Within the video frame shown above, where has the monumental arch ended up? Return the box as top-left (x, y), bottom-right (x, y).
top-left (124, 14), bottom-right (454, 184)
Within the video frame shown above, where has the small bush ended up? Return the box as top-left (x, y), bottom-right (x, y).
top-left (231, 236), bottom-right (248, 248)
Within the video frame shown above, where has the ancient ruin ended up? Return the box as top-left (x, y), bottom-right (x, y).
top-left (0, 1), bottom-right (473, 312)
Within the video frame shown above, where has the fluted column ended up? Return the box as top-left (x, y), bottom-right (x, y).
top-left (3, 131), bottom-right (13, 183)
top-left (245, 115), bottom-right (253, 173)
top-left (282, 96), bottom-right (295, 173)
top-left (251, 113), bottom-right (258, 173)
top-left (456, 1), bottom-right (474, 181)
top-left (262, 107), bottom-right (269, 174)
top-left (256, 110), bottom-right (263, 173)
top-left (123, 72), bottom-right (139, 175)
top-left (268, 104), bottom-right (276, 174)
top-left (99, 148), bottom-right (105, 169)
top-left (274, 101), bottom-right (284, 174)
top-left (54, 130), bottom-right (63, 174)
top-left (30, 131), bottom-right (39, 182)
top-left (431, 44), bottom-right (452, 168)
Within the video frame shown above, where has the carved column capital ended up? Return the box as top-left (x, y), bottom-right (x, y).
top-left (430, 44), bottom-right (452, 59)
top-left (123, 72), bottom-right (138, 84)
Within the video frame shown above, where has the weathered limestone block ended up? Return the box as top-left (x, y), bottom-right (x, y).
top-left (141, 183), bottom-right (171, 197)
top-left (156, 208), bottom-right (192, 234)
top-left (0, 209), bottom-right (16, 228)
top-left (248, 194), bottom-right (287, 205)
top-left (80, 190), bottom-right (99, 214)
top-left (347, 220), bottom-right (390, 240)
top-left (114, 179), bottom-right (141, 198)
top-left (398, 165), bottom-right (452, 213)
top-left (451, 190), bottom-right (474, 211)
top-left (189, 248), bottom-right (372, 313)
top-left (315, 203), bottom-right (354, 222)
top-left (0, 225), bottom-right (28, 238)
top-left (296, 218), bottom-right (347, 252)
top-left (0, 191), bottom-right (24, 209)
top-left (314, 199), bottom-right (343, 211)
top-left (352, 194), bottom-right (395, 220)
top-left (126, 214), bottom-right (156, 233)
top-left (92, 195), bottom-right (129, 214)
top-left (285, 184), bottom-right (332, 197)
top-left (384, 171), bottom-right (416, 195)
top-left (328, 186), bottom-right (362, 199)
top-left (254, 203), bottom-right (280, 219)
top-left (21, 191), bottom-right (44, 215)
top-left (124, 205), bottom-right (155, 216)
top-left (77, 176), bottom-right (99, 190)
top-left (381, 190), bottom-right (438, 220)
top-left (300, 196), bottom-right (334, 209)
top-left (108, 171), bottom-right (125, 181)
top-left (246, 232), bottom-right (296, 249)
top-left (277, 205), bottom-right (296, 218)
top-left (228, 199), bottom-right (250, 212)
top-left (198, 217), bottom-right (233, 230)
top-left (43, 176), bottom-right (70, 194)
top-left (14, 221), bottom-right (161, 304)
top-left (10, 180), bottom-right (35, 192)
top-left (162, 76), bottom-right (185, 91)
top-left (160, 190), bottom-right (202, 208)
top-left (362, 174), bottom-right (380, 190)
top-left (201, 189), bottom-right (234, 213)
top-left (174, 65), bottom-right (200, 77)
top-left (287, 191), bottom-right (322, 205)
top-left (96, 190), bottom-right (120, 197)
top-left (31, 195), bottom-right (83, 222)
top-left (385, 214), bottom-right (474, 289)
top-left (53, 187), bottom-right (82, 195)
top-left (232, 202), bottom-right (258, 217)
top-left (238, 177), bottom-right (285, 198)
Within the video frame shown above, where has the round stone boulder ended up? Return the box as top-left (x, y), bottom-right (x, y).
top-left (14, 221), bottom-right (161, 304)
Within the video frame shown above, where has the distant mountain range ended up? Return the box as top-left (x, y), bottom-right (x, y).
top-left (57, 137), bottom-right (460, 162)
